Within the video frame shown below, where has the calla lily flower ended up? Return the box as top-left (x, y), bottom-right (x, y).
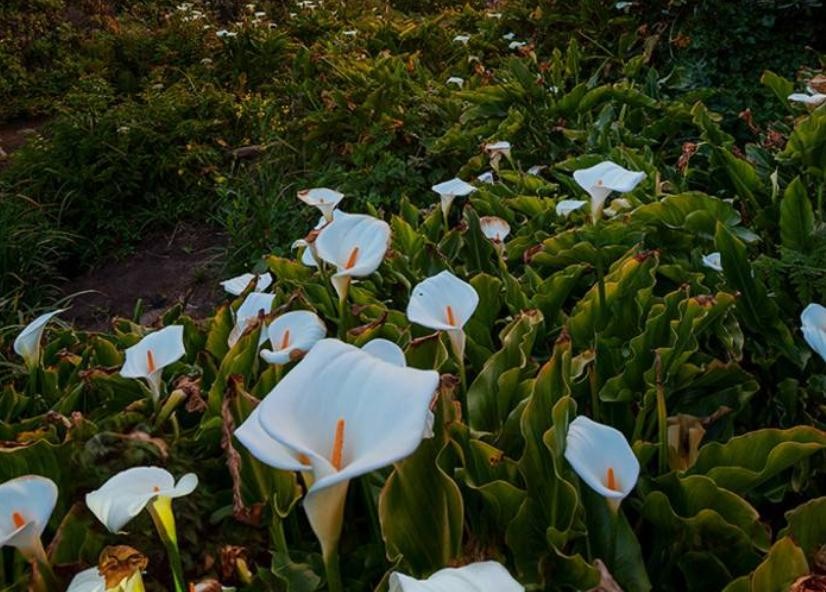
top-left (527, 164), bottom-right (546, 176)
top-left (564, 416), bottom-right (639, 510)
top-left (260, 310), bottom-right (326, 365)
top-left (555, 199), bottom-right (587, 218)
top-left (361, 338), bottom-right (406, 367)
top-left (573, 161), bottom-right (646, 223)
top-left (407, 271), bottom-right (479, 360)
top-left (297, 188), bottom-right (344, 222)
top-left (502, 32), bottom-right (516, 40)
top-left (431, 178), bottom-right (476, 222)
top-left (508, 41), bottom-right (527, 50)
top-left (389, 561), bottom-right (524, 592)
top-left (66, 568), bottom-right (106, 592)
top-left (14, 309), bottom-right (66, 369)
top-left (314, 212), bottom-right (391, 302)
top-left (121, 326), bottom-right (186, 403)
top-left (477, 171), bottom-right (495, 184)
top-left (702, 252), bottom-right (723, 272)
top-left (453, 34), bottom-right (470, 44)
top-left (801, 303), bottom-right (826, 363)
top-left (86, 467), bottom-right (198, 534)
top-left (228, 292), bottom-right (276, 348)
top-left (220, 273), bottom-right (272, 296)
top-left (249, 339), bottom-right (439, 567)
top-left (484, 141), bottom-right (511, 169)
top-left (0, 475), bottom-right (58, 561)
top-left (446, 76), bottom-right (464, 88)
top-left (788, 89), bottom-right (826, 108)
top-left (479, 216), bottom-right (510, 243)
top-left (292, 238), bottom-right (319, 267)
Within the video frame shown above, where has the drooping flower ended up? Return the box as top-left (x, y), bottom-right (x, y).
top-left (801, 303), bottom-right (826, 363)
top-left (564, 416), bottom-right (640, 510)
top-left (431, 178), bottom-right (477, 223)
top-left (297, 188), bottom-right (344, 222)
top-left (702, 252), bottom-right (723, 272)
top-left (479, 216), bottom-right (511, 243)
top-left (228, 292), bottom-right (276, 348)
top-left (247, 339), bottom-right (439, 564)
top-left (220, 273), bottom-right (272, 296)
top-left (572, 161), bottom-right (646, 222)
top-left (407, 271), bottom-right (479, 360)
top-left (555, 199), bottom-right (587, 218)
top-left (484, 141), bottom-right (512, 169)
top-left (788, 88), bottom-right (826, 108)
top-left (86, 467), bottom-right (197, 534)
top-left (121, 326), bottom-right (186, 403)
top-left (260, 310), bottom-right (326, 365)
top-left (0, 475), bottom-right (58, 561)
top-left (13, 309), bottom-right (66, 369)
top-left (389, 561), bottom-right (524, 592)
top-left (314, 212), bottom-right (391, 302)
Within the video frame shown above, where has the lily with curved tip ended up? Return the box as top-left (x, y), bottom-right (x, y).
top-left (361, 338), bottom-right (407, 367)
top-left (297, 187), bottom-right (344, 222)
top-left (248, 339), bottom-right (439, 592)
top-left (431, 178), bottom-right (476, 226)
top-left (446, 76), bottom-right (464, 88)
top-left (292, 211), bottom-right (340, 268)
top-left (556, 199), bottom-right (587, 218)
top-left (260, 310), bottom-right (327, 365)
top-left (801, 303), bottom-right (826, 363)
top-left (314, 212), bottom-right (391, 308)
top-left (702, 252), bottom-right (723, 272)
top-left (14, 309), bottom-right (66, 370)
top-left (121, 326), bottom-right (186, 404)
top-left (389, 561), bottom-right (524, 592)
top-left (788, 89), bottom-right (826, 108)
top-left (66, 568), bottom-right (105, 592)
top-left (477, 171), bottom-right (494, 184)
top-left (86, 467), bottom-right (198, 592)
top-left (479, 216), bottom-right (510, 257)
top-left (572, 161), bottom-right (646, 223)
top-left (0, 475), bottom-right (60, 592)
top-left (228, 292), bottom-right (276, 349)
top-left (220, 273), bottom-right (272, 296)
top-left (483, 141), bottom-right (512, 170)
top-left (453, 34), bottom-right (470, 44)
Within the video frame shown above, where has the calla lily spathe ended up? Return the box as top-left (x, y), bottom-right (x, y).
top-left (788, 89), bottom-right (826, 108)
top-left (260, 310), bottom-right (326, 365)
top-left (572, 161), bottom-right (646, 222)
top-left (293, 211), bottom-right (341, 268)
top-left (702, 252), bottom-right (723, 272)
top-left (244, 339), bottom-right (439, 562)
top-left (389, 561), bottom-right (524, 592)
top-left (66, 568), bottom-right (106, 592)
top-left (220, 273), bottom-right (272, 296)
top-left (564, 415), bottom-right (639, 509)
top-left (431, 178), bottom-right (476, 222)
top-left (801, 303), bottom-right (826, 363)
top-left (86, 467), bottom-right (198, 533)
top-left (297, 188), bottom-right (344, 222)
top-left (484, 141), bottom-right (511, 169)
top-left (228, 292), bottom-right (276, 348)
top-left (407, 270), bottom-right (479, 360)
top-left (121, 326), bottom-right (186, 403)
top-left (314, 212), bottom-right (391, 302)
top-left (14, 309), bottom-right (66, 369)
top-left (361, 338), bottom-right (407, 367)
top-left (446, 76), bottom-right (464, 88)
top-left (0, 475), bottom-right (58, 560)
top-left (556, 199), bottom-right (587, 218)
top-left (477, 171), bottom-right (494, 184)
top-left (479, 216), bottom-right (510, 243)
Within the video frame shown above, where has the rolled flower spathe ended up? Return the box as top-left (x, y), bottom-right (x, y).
top-left (389, 561), bottom-right (524, 592)
top-left (228, 292), bottom-right (276, 348)
top-left (314, 212), bottom-right (391, 302)
top-left (0, 475), bottom-right (58, 561)
top-left (407, 270), bottom-right (479, 360)
top-left (220, 273), bottom-right (272, 296)
top-left (801, 303), bottom-right (826, 363)
top-left (572, 161), bottom-right (646, 223)
top-left (702, 252), bottom-right (723, 272)
top-left (121, 325), bottom-right (186, 403)
top-left (564, 415), bottom-right (639, 510)
top-left (297, 187), bottom-right (344, 222)
top-left (431, 178), bottom-right (476, 223)
top-left (14, 309), bottom-right (66, 369)
top-left (260, 310), bottom-right (326, 365)
top-left (484, 141), bottom-right (511, 169)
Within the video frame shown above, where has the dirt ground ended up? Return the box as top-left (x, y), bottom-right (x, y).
top-left (0, 117), bottom-right (48, 165)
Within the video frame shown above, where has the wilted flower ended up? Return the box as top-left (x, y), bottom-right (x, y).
top-left (702, 252), bottom-right (723, 272)
top-left (260, 310), bottom-right (326, 365)
top-left (801, 303), bottom-right (826, 363)
top-left (220, 273), bottom-right (272, 296)
top-left (389, 561), bottom-right (524, 591)
top-left (13, 309), bottom-right (66, 369)
top-left (431, 178), bottom-right (476, 223)
top-left (483, 141), bottom-right (512, 169)
top-left (572, 161), bottom-right (646, 222)
top-left (297, 188), bottom-right (344, 222)
top-left (121, 326), bottom-right (186, 403)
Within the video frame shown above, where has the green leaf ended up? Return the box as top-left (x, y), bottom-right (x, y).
top-left (722, 537), bottom-right (809, 592)
top-left (779, 177), bottom-right (814, 252)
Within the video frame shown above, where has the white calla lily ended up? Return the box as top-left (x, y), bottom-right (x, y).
top-left (788, 91), bottom-right (826, 107)
top-left (555, 199), bottom-right (587, 218)
top-left (297, 188), bottom-right (344, 222)
top-left (0, 475), bottom-right (58, 561)
top-left (508, 41), bottom-right (527, 50)
top-left (260, 310), bottom-right (327, 365)
top-left (314, 212), bottom-right (391, 302)
top-left (702, 252), bottom-right (723, 272)
top-left (453, 34), bottom-right (470, 44)
top-left (502, 32), bottom-right (516, 40)
top-left (801, 303), bottom-right (826, 363)
top-left (477, 171), bottom-right (495, 184)
top-left (220, 273), bottom-right (272, 295)
top-left (361, 338), bottom-right (406, 367)
top-left (14, 309), bottom-right (66, 369)
top-left (431, 178), bottom-right (476, 223)
top-left (292, 238), bottom-right (319, 267)
top-left (228, 292), bottom-right (276, 348)
top-left (527, 164), bottom-right (546, 176)
top-left (407, 270), bottom-right (479, 360)
top-left (121, 326), bottom-right (186, 403)
top-left (572, 161), bottom-right (646, 222)
top-left (446, 76), bottom-right (464, 88)
top-left (479, 216), bottom-right (510, 243)
top-left (564, 416), bottom-right (639, 510)
top-left (389, 561), bottom-right (524, 592)
top-left (484, 141), bottom-right (511, 169)
top-left (248, 339), bottom-right (439, 569)
top-left (86, 467), bottom-right (198, 534)
top-left (66, 568), bottom-right (106, 592)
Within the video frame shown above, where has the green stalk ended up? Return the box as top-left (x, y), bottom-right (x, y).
top-left (148, 497), bottom-right (186, 592)
top-left (595, 251), bottom-right (608, 329)
top-left (323, 547), bottom-right (343, 592)
top-left (655, 354), bottom-right (668, 474)
top-left (606, 504), bottom-right (620, 570)
top-left (589, 358), bottom-right (601, 423)
top-left (26, 539), bottom-right (59, 592)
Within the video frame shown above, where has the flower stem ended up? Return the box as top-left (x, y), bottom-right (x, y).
top-left (148, 496), bottom-right (186, 592)
top-left (595, 251), bottom-right (608, 329)
top-left (323, 547), bottom-right (343, 592)
top-left (655, 353), bottom-right (668, 474)
top-left (26, 540), bottom-right (59, 592)
top-left (607, 503), bottom-right (620, 570)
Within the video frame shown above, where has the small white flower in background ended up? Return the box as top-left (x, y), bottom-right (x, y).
top-left (616, 1), bottom-right (635, 10)
top-left (479, 216), bottom-right (511, 243)
top-left (228, 292), bottom-right (276, 348)
top-left (220, 272), bottom-right (272, 296)
top-left (502, 32), bottom-right (515, 40)
top-left (297, 187), bottom-right (344, 222)
top-left (486, 12), bottom-right (503, 18)
top-left (14, 309), bottom-right (66, 369)
top-left (260, 310), bottom-right (326, 365)
top-left (407, 270), bottom-right (479, 360)
top-left (527, 164), bottom-right (546, 176)
top-left (787, 89), bottom-right (826, 108)
top-left (564, 416), bottom-right (640, 510)
top-left (453, 34), bottom-right (471, 44)
top-left (572, 160), bottom-right (646, 223)
top-left (555, 199), bottom-right (588, 218)
top-left (483, 141), bottom-right (512, 170)
top-left (343, 29), bottom-right (357, 36)
top-left (0, 476), bottom-right (58, 561)
top-left (389, 561), bottom-right (524, 591)
top-left (702, 252), bottom-right (723, 272)
top-left (431, 178), bottom-right (477, 222)
top-left (801, 303), bottom-right (826, 363)
top-left (477, 170), bottom-right (495, 184)
top-left (446, 76), bottom-right (464, 88)
top-left (254, 11), bottom-right (266, 17)
top-left (121, 325), bottom-right (186, 403)
top-left (200, 58), bottom-right (213, 65)
top-left (66, 568), bottom-right (105, 592)
top-left (117, 126), bottom-right (130, 134)
top-left (216, 29), bottom-right (230, 37)
top-left (508, 41), bottom-right (527, 50)
top-left (86, 467), bottom-right (197, 533)
top-left (191, 580), bottom-right (235, 592)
